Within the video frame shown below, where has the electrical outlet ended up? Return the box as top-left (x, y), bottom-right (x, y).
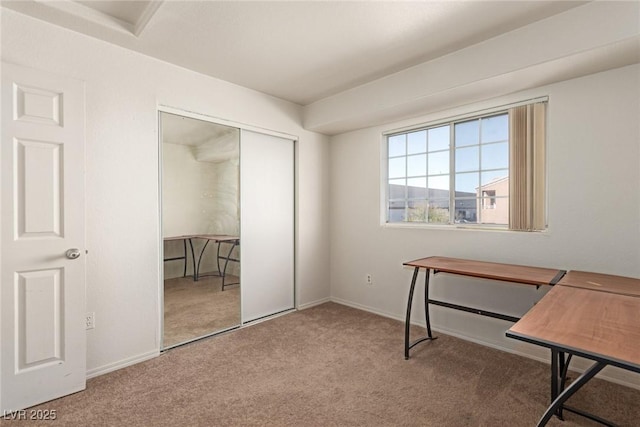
top-left (366, 274), bottom-right (373, 285)
top-left (85, 312), bottom-right (95, 330)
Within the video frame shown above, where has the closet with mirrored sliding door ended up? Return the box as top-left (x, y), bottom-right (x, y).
top-left (159, 110), bottom-right (295, 349)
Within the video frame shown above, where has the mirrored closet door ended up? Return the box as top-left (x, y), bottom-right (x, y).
top-left (160, 112), bottom-right (241, 348)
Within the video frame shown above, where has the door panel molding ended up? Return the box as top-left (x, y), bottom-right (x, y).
top-left (14, 138), bottom-right (64, 238)
top-left (1, 62), bottom-right (86, 413)
top-left (16, 268), bottom-right (65, 372)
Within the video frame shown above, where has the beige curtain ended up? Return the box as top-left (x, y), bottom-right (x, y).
top-left (509, 103), bottom-right (546, 231)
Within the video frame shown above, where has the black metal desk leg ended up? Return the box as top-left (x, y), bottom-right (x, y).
top-left (182, 239), bottom-right (187, 277)
top-left (537, 361), bottom-right (606, 427)
top-left (404, 267), bottom-right (437, 360)
top-left (550, 349), bottom-right (563, 420)
top-left (216, 241), bottom-right (222, 275)
top-left (220, 240), bottom-right (237, 291)
top-left (557, 351), bottom-right (567, 419)
top-left (551, 349), bottom-right (557, 405)
top-left (404, 267), bottom-right (420, 360)
top-left (195, 239), bottom-right (212, 281)
top-left (188, 239), bottom-right (196, 280)
top-left (560, 353), bottom-right (572, 392)
top-left (424, 268), bottom-right (434, 339)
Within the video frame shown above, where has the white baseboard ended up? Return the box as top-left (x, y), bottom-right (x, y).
top-left (330, 297), bottom-right (402, 321)
top-left (329, 297), bottom-right (640, 391)
top-left (297, 296), bottom-right (331, 310)
top-left (88, 306), bottom-right (301, 380)
top-left (86, 350), bottom-right (159, 379)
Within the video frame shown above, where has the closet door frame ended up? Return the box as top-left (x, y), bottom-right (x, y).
top-left (156, 105), bottom-right (298, 346)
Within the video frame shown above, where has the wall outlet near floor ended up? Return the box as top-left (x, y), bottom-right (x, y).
top-left (86, 312), bottom-right (95, 330)
top-left (366, 274), bottom-right (373, 285)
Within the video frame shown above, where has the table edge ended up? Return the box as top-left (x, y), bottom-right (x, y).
top-left (505, 330), bottom-right (640, 374)
top-left (403, 256), bottom-right (564, 286)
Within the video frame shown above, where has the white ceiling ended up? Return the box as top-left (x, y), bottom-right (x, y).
top-left (1, 0), bottom-right (587, 106)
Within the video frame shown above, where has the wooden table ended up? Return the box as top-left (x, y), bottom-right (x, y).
top-left (163, 234), bottom-right (239, 290)
top-left (507, 271), bottom-right (640, 426)
top-left (403, 256), bottom-right (566, 359)
top-left (403, 257), bottom-right (640, 426)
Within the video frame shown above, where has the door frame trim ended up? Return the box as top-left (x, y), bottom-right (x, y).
top-left (158, 105), bottom-right (298, 141)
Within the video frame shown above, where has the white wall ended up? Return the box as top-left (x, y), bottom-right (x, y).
top-left (1, 9), bottom-right (331, 376)
top-left (329, 64), bottom-right (640, 387)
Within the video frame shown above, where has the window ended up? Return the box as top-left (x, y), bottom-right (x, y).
top-left (386, 101), bottom-right (546, 230)
top-left (482, 190), bottom-right (496, 209)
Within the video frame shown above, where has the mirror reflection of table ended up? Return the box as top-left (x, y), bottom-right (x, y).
top-left (163, 234), bottom-right (240, 290)
top-left (163, 235), bottom-right (196, 279)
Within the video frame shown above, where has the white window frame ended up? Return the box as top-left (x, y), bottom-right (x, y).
top-left (382, 97), bottom-right (548, 230)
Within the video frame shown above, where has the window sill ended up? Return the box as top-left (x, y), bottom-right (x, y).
top-left (381, 222), bottom-right (548, 234)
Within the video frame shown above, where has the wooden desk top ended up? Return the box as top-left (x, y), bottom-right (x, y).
top-left (507, 285), bottom-right (640, 372)
top-left (191, 234), bottom-right (239, 242)
top-left (557, 270), bottom-right (640, 298)
top-left (163, 235), bottom-right (191, 242)
top-left (403, 256), bottom-right (565, 287)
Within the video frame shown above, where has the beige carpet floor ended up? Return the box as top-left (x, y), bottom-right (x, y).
top-left (4, 302), bottom-right (639, 426)
top-left (163, 274), bottom-right (240, 348)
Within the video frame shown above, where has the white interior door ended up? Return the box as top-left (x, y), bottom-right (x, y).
top-left (240, 130), bottom-right (294, 322)
top-left (1, 63), bottom-right (86, 412)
